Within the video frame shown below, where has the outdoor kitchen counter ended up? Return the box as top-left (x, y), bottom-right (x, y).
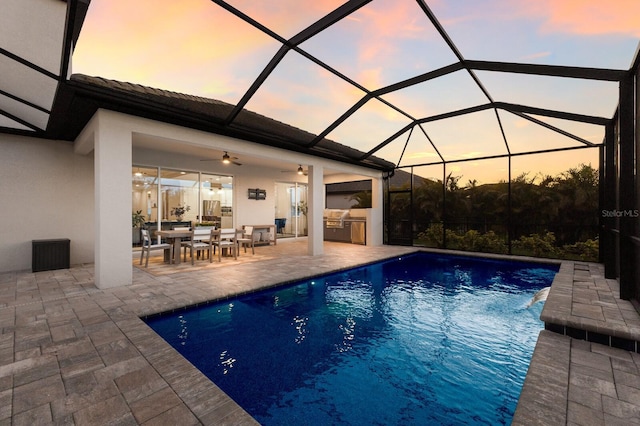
top-left (323, 218), bottom-right (366, 244)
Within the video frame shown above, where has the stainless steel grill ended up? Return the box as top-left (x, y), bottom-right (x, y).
top-left (325, 209), bottom-right (349, 228)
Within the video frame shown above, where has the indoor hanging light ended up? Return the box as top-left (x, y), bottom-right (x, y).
top-left (297, 165), bottom-right (304, 175)
top-left (222, 152), bottom-right (231, 164)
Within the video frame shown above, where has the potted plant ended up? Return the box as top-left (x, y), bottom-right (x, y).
top-left (132, 210), bottom-right (146, 245)
top-left (297, 201), bottom-right (308, 235)
top-left (170, 205), bottom-right (190, 222)
top-left (297, 200), bottom-right (308, 217)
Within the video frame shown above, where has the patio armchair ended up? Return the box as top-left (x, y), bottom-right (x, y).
top-left (275, 218), bottom-right (286, 233)
top-left (236, 226), bottom-right (257, 255)
top-left (140, 229), bottom-right (172, 267)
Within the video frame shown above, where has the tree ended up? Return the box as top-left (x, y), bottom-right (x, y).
top-left (349, 191), bottom-right (371, 208)
top-left (397, 162), bottom-right (599, 258)
top-left (553, 163), bottom-right (599, 243)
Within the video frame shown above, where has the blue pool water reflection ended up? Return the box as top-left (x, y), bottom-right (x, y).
top-left (145, 252), bottom-right (559, 425)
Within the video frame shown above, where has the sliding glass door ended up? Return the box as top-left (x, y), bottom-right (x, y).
top-left (201, 173), bottom-right (233, 229)
top-left (274, 182), bottom-right (308, 238)
top-left (132, 166), bottom-right (233, 246)
top-left (132, 166), bottom-right (159, 246)
top-left (160, 169), bottom-right (199, 224)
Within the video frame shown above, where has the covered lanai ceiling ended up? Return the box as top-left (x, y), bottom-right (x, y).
top-left (0, 0), bottom-right (89, 133)
top-left (2, 1), bottom-right (639, 176)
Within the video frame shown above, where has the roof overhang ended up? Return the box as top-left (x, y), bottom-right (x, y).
top-left (47, 74), bottom-right (396, 171)
top-left (0, 0), bottom-right (90, 136)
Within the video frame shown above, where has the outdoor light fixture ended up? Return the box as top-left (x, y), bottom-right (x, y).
top-left (297, 165), bottom-right (304, 175)
top-left (222, 152), bottom-right (231, 164)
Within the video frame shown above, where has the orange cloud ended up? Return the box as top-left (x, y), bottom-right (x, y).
top-left (353, 1), bottom-right (432, 64)
top-left (521, 51), bottom-right (552, 60)
top-left (73, 0), bottom-right (287, 101)
top-left (434, 0), bottom-right (639, 38)
top-left (534, 0), bottom-right (640, 37)
top-left (358, 68), bottom-right (384, 91)
top-left (228, 0), bottom-right (346, 37)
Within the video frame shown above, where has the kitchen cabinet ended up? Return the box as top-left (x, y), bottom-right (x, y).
top-left (324, 221), bottom-right (351, 242)
top-left (323, 220), bottom-right (365, 244)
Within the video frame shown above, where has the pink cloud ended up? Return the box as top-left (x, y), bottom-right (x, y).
top-left (227, 0), bottom-right (346, 36)
top-left (534, 0), bottom-right (640, 37)
top-left (521, 51), bottom-right (552, 60)
top-left (433, 0), bottom-right (639, 38)
top-left (73, 0), bottom-right (286, 101)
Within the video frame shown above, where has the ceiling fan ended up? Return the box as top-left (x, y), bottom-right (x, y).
top-left (201, 151), bottom-right (242, 166)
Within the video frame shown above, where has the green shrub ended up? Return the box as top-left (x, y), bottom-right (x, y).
top-left (512, 232), bottom-right (558, 258)
top-left (196, 221), bottom-right (217, 227)
top-left (472, 230), bottom-right (508, 254)
top-left (417, 223), bottom-right (445, 248)
top-left (418, 225), bottom-right (506, 253)
top-left (417, 226), bottom-right (597, 260)
top-left (561, 238), bottom-right (599, 261)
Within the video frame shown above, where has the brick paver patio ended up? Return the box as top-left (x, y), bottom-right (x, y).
top-left (1, 240), bottom-right (638, 424)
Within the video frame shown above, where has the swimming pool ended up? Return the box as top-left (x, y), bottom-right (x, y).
top-left (145, 252), bottom-right (558, 425)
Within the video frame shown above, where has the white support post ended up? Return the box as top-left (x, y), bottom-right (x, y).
top-left (94, 111), bottom-right (133, 288)
top-left (368, 175), bottom-right (384, 246)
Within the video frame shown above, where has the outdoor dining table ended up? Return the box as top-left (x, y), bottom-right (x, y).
top-left (155, 229), bottom-right (193, 264)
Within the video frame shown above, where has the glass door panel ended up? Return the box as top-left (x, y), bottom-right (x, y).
top-left (201, 173), bottom-right (233, 228)
top-left (160, 169), bottom-right (199, 227)
top-left (292, 184), bottom-right (308, 237)
top-left (133, 167), bottom-right (234, 246)
top-left (132, 166), bottom-right (159, 246)
top-left (275, 182), bottom-right (307, 238)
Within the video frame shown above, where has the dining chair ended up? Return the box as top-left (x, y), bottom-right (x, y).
top-left (140, 229), bottom-right (172, 267)
top-left (182, 228), bottom-right (215, 263)
top-left (212, 229), bottom-right (238, 261)
top-left (236, 226), bottom-right (256, 255)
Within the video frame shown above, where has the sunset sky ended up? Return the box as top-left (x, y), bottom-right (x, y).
top-left (72, 0), bottom-right (640, 183)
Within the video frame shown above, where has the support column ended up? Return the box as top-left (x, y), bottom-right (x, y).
top-left (367, 175), bottom-right (384, 245)
top-left (307, 164), bottom-right (324, 256)
top-left (94, 111), bottom-right (133, 288)
top-left (603, 124), bottom-right (617, 278)
top-left (618, 76), bottom-right (636, 300)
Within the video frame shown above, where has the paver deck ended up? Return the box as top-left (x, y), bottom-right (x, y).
top-left (1, 241), bottom-right (638, 424)
top-left (513, 261), bottom-right (640, 425)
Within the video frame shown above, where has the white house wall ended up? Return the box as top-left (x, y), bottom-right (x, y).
top-left (0, 134), bottom-right (94, 272)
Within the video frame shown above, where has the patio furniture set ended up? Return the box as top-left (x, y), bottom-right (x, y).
top-left (139, 226), bottom-right (259, 267)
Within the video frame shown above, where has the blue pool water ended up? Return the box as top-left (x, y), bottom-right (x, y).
top-left (145, 252), bottom-right (558, 425)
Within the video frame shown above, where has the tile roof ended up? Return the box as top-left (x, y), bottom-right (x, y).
top-left (54, 74), bottom-right (395, 171)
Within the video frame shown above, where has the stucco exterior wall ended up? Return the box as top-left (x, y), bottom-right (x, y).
top-left (0, 134), bottom-right (94, 272)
